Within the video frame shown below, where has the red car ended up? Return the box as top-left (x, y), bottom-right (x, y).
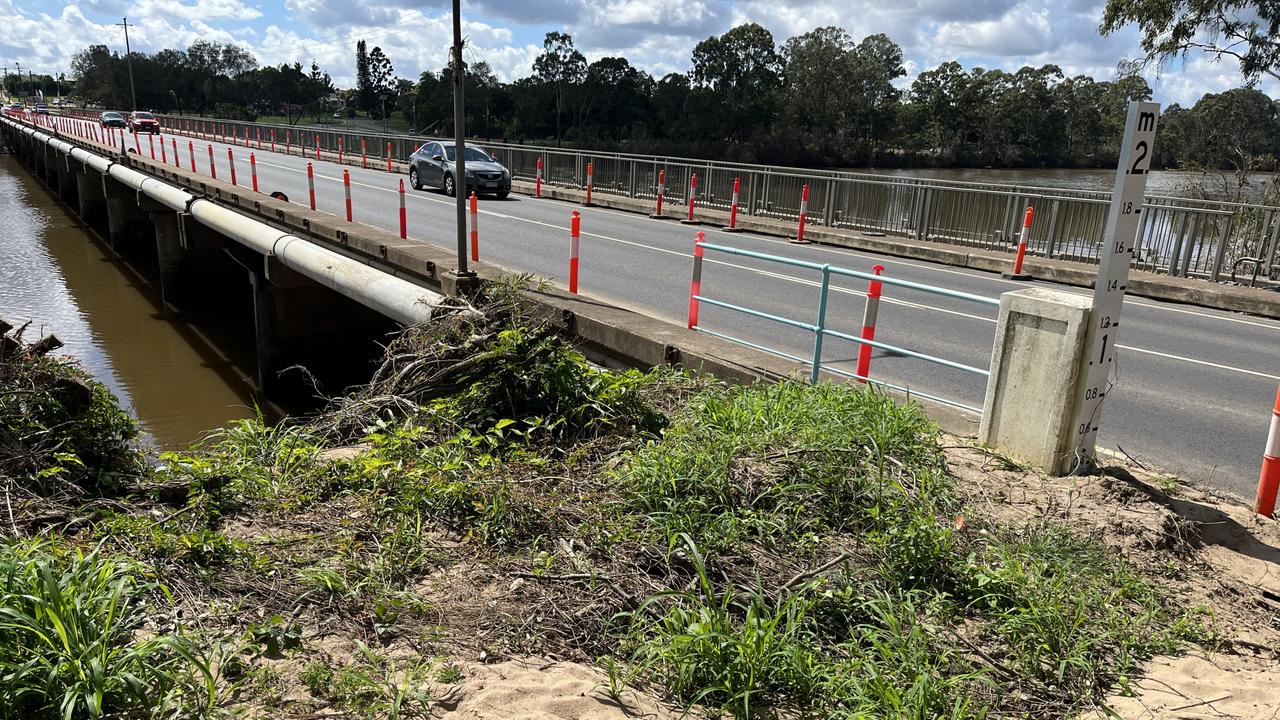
top-left (128, 111), bottom-right (160, 134)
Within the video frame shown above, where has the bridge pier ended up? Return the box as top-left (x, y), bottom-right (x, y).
top-left (53, 155), bottom-right (76, 205)
top-left (233, 253), bottom-right (394, 400)
top-left (103, 176), bottom-right (151, 256)
top-left (150, 210), bottom-right (229, 313)
top-left (74, 168), bottom-right (107, 231)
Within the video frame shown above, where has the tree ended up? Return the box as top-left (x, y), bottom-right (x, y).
top-left (532, 31), bottom-right (587, 144)
top-left (690, 23), bottom-right (782, 140)
top-left (581, 57), bottom-right (653, 140)
top-left (850, 33), bottom-right (906, 161)
top-left (1101, 0), bottom-right (1280, 83)
top-left (782, 27), bottom-right (858, 133)
top-left (368, 46), bottom-right (395, 117)
top-left (355, 40), bottom-right (372, 112)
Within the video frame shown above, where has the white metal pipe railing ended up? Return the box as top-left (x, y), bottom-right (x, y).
top-left (2, 115), bottom-right (456, 327)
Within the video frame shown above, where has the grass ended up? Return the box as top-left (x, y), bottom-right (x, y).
top-left (2, 299), bottom-right (1214, 719)
top-left (0, 540), bottom-right (218, 719)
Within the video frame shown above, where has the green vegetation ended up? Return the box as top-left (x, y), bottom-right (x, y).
top-left (0, 299), bottom-right (1213, 718)
top-left (58, 15), bottom-right (1278, 171)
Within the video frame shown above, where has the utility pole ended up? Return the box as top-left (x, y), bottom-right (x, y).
top-left (13, 61), bottom-right (20, 99)
top-left (451, 0), bottom-right (472, 277)
top-left (117, 17), bottom-right (137, 111)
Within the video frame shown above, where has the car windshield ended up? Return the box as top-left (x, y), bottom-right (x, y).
top-left (134, 112), bottom-right (154, 119)
top-left (442, 146), bottom-right (494, 162)
top-left (103, 113), bottom-right (122, 119)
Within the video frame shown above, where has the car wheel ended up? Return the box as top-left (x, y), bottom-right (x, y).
top-left (409, 166), bottom-right (422, 191)
top-left (443, 173), bottom-right (456, 197)
top-left (496, 191), bottom-right (509, 200)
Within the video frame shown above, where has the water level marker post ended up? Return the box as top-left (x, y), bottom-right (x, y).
top-left (1069, 100), bottom-right (1159, 473)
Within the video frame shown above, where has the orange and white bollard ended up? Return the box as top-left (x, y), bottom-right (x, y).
top-left (386, 143), bottom-right (393, 173)
top-left (1256, 386), bottom-right (1280, 517)
top-left (133, 130), bottom-right (141, 155)
top-left (361, 138), bottom-right (367, 168)
top-left (270, 129), bottom-right (275, 153)
top-left (307, 162), bottom-right (316, 210)
top-left (173, 138), bottom-right (181, 169)
top-left (343, 169), bottom-right (352, 222)
top-left (286, 131), bottom-right (291, 156)
top-left (250, 153), bottom-right (258, 193)
top-left (338, 137), bottom-right (344, 164)
top-left (569, 210), bottom-right (581, 293)
top-left (855, 265), bottom-right (886, 383)
top-left (688, 231), bottom-right (706, 329)
top-left (724, 176), bottom-right (743, 232)
top-left (188, 141), bottom-right (196, 173)
top-left (148, 133), bottom-right (155, 159)
top-left (208, 145), bottom-right (216, 179)
top-left (681, 173), bottom-right (698, 224)
top-left (1004, 206), bottom-right (1035, 280)
top-left (160, 136), bottom-right (168, 164)
top-left (650, 169), bottom-right (667, 218)
top-left (256, 127), bottom-right (261, 150)
top-left (244, 126), bottom-right (250, 147)
top-left (536, 157), bottom-right (543, 197)
top-left (585, 161), bottom-right (594, 205)
top-left (469, 191), bottom-right (479, 261)
top-left (399, 179), bottom-right (407, 239)
top-left (227, 148), bottom-right (237, 185)
top-left (315, 134), bottom-right (321, 161)
top-left (791, 183), bottom-right (811, 244)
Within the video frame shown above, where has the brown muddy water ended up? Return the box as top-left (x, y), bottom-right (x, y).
top-left (0, 153), bottom-right (261, 447)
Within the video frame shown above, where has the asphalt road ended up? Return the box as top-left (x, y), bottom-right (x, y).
top-left (137, 129), bottom-right (1280, 499)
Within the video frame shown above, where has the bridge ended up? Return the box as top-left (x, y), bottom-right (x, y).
top-left (5, 110), bottom-right (1280, 500)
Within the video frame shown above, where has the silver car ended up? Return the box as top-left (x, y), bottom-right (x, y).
top-left (408, 142), bottom-right (510, 199)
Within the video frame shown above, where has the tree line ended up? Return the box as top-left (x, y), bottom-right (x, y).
top-left (62, 22), bottom-right (1280, 172)
top-left (69, 41), bottom-right (335, 124)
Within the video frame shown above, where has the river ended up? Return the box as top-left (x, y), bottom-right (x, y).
top-left (0, 152), bottom-right (259, 447)
top-left (862, 166), bottom-right (1278, 201)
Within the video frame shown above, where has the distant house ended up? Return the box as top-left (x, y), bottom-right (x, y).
top-left (323, 93), bottom-right (346, 111)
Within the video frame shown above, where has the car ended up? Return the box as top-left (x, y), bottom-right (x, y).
top-left (128, 111), bottom-right (159, 134)
top-left (408, 142), bottom-right (510, 198)
top-left (99, 111), bottom-right (126, 128)
top-left (7, 103), bottom-right (22, 112)
top-left (34, 104), bottom-right (48, 114)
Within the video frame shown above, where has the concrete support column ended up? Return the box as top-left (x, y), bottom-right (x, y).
top-left (54, 156), bottom-right (76, 205)
top-left (75, 169), bottom-right (106, 230)
top-left (978, 288), bottom-right (1093, 475)
top-left (102, 175), bottom-right (150, 256)
top-left (242, 255), bottom-right (394, 400)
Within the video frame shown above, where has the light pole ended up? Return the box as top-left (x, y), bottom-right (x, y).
top-left (452, 0), bottom-right (471, 277)
top-left (117, 17), bottom-right (137, 111)
top-left (380, 94), bottom-right (388, 133)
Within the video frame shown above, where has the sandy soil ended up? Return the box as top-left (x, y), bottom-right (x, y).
top-left (440, 659), bottom-right (680, 720)
top-left (943, 440), bottom-right (1280, 720)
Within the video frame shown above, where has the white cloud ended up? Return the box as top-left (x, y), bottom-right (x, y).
top-left (0, 0), bottom-right (1270, 108)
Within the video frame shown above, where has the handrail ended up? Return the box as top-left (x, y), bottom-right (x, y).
top-left (688, 239), bottom-right (996, 412)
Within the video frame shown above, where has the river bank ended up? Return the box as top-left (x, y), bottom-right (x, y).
top-left (3, 285), bottom-right (1278, 719)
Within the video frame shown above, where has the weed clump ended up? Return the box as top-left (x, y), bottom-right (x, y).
top-left (0, 540), bottom-right (216, 719)
top-left (1, 322), bottom-right (141, 496)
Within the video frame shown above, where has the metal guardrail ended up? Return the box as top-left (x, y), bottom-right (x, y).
top-left (688, 239), bottom-right (999, 413)
top-left (56, 108), bottom-right (1277, 284)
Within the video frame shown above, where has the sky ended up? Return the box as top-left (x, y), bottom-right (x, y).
top-left (1, 0), bottom-right (1276, 107)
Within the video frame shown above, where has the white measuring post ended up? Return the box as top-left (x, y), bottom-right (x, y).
top-left (1070, 100), bottom-right (1160, 469)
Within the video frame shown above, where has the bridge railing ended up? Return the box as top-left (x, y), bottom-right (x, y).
top-left (689, 239), bottom-right (999, 413)
top-left (57, 109), bottom-right (1275, 285)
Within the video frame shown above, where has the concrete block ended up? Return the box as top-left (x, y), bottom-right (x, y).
top-left (978, 287), bottom-right (1092, 475)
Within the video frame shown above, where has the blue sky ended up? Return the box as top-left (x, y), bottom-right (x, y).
top-left (1, 0), bottom-right (1274, 107)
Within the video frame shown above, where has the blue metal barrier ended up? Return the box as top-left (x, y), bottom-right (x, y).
top-left (688, 240), bottom-right (999, 413)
